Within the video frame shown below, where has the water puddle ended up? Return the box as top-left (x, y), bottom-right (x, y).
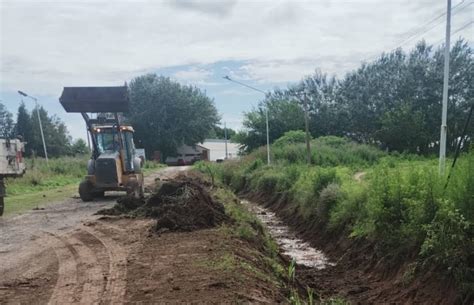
top-left (241, 199), bottom-right (335, 269)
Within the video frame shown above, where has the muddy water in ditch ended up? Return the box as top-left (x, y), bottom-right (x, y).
top-left (242, 200), bottom-right (334, 269)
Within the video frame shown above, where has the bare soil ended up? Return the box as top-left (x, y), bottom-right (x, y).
top-left (0, 167), bottom-right (285, 304)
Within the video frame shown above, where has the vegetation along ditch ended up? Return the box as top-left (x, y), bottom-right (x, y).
top-left (196, 132), bottom-right (474, 304)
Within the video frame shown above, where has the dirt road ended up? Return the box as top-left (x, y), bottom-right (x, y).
top-left (0, 166), bottom-right (190, 304)
top-left (0, 166), bottom-right (284, 304)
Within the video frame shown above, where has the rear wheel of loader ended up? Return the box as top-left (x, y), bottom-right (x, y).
top-left (79, 180), bottom-right (94, 202)
top-left (0, 197), bottom-right (4, 216)
top-left (93, 191), bottom-right (105, 198)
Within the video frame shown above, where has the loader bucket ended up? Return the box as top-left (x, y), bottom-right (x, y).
top-left (59, 86), bottom-right (129, 113)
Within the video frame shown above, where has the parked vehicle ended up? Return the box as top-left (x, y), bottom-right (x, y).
top-left (0, 138), bottom-right (26, 216)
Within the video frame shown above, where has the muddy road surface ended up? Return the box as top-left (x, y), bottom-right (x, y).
top-left (0, 166), bottom-right (190, 304)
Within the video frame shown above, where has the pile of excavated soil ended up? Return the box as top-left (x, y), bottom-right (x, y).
top-left (97, 175), bottom-right (228, 232)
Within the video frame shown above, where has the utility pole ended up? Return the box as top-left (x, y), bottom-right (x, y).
top-left (439, 0), bottom-right (451, 175)
top-left (224, 122), bottom-right (228, 160)
top-left (18, 90), bottom-right (49, 164)
top-left (303, 91), bottom-right (311, 165)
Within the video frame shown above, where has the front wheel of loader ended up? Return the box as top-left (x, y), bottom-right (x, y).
top-left (79, 180), bottom-right (94, 202)
top-left (0, 197), bottom-right (4, 216)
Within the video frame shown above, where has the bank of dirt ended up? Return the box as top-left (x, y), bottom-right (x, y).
top-left (0, 171), bottom-right (286, 304)
top-left (245, 191), bottom-right (463, 305)
top-left (97, 174), bottom-right (229, 232)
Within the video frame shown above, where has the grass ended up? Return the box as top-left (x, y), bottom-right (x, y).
top-left (3, 156), bottom-right (87, 215)
top-left (5, 156), bottom-right (88, 196)
top-left (142, 160), bottom-right (166, 173)
top-left (196, 134), bottom-right (474, 298)
top-left (3, 184), bottom-right (78, 216)
top-left (213, 185), bottom-right (286, 280)
top-left (3, 156), bottom-right (166, 217)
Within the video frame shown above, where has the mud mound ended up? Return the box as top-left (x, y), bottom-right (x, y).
top-left (96, 196), bottom-right (145, 216)
top-left (150, 179), bottom-right (227, 232)
top-left (97, 174), bottom-right (228, 232)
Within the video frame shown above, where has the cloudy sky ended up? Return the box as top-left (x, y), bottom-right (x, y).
top-left (0, 0), bottom-right (472, 141)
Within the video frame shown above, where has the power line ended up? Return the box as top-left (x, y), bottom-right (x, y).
top-left (396, 1), bottom-right (472, 48)
top-left (394, 1), bottom-right (471, 48)
top-left (433, 20), bottom-right (473, 45)
top-left (398, 0), bottom-right (463, 41)
top-left (361, 1), bottom-right (473, 63)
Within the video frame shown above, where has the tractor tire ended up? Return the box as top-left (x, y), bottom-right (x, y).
top-left (0, 197), bottom-right (4, 216)
top-left (93, 191), bottom-right (105, 198)
top-left (79, 180), bottom-right (94, 202)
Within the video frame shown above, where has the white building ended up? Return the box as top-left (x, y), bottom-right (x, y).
top-left (164, 139), bottom-right (241, 165)
top-left (201, 139), bottom-right (240, 161)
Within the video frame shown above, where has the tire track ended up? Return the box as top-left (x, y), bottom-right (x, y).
top-left (44, 233), bottom-right (79, 305)
top-left (68, 233), bottom-right (105, 304)
top-left (82, 225), bottom-right (128, 305)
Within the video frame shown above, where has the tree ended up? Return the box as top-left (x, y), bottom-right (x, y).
top-left (15, 103), bottom-right (32, 142)
top-left (128, 74), bottom-right (220, 159)
top-left (207, 125), bottom-right (236, 139)
top-left (16, 104), bottom-right (72, 157)
top-left (0, 102), bottom-right (14, 138)
top-left (71, 138), bottom-right (89, 155)
top-left (376, 102), bottom-right (428, 153)
top-left (234, 38), bottom-right (473, 155)
top-left (236, 97), bottom-right (305, 152)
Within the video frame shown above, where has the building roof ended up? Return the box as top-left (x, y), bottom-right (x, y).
top-left (59, 86), bottom-right (129, 113)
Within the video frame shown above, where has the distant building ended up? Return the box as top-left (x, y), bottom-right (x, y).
top-left (165, 144), bottom-right (209, 166)
top-left (201, 139), bottom-right (240, 161)
top-left (164, 139), bottom-right (240, 165)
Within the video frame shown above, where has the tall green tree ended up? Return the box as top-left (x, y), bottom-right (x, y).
top-left (0, 102), bottom-right (14, 138)
top-left (128, 74), bottom-right (220, 159)
top-left (236, 97), bottom-right (305, 152)
top-left (15, 103), bottom-right (31, 140)
top-left (15, 104), bottom-right (71, 157)
top-left (71, 138), bottom-right (89, 155)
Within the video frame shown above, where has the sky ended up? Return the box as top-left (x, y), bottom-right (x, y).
top-left (0, 0), bottom-right (472, 141)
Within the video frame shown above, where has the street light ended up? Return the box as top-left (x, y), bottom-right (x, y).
top-left (223, 76), bottom-right (270, 165)
top-left (17, 90), bottom-right (49, 164)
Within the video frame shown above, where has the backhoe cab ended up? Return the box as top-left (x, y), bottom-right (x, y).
top-left (59, 86), bottom-right (144, 202)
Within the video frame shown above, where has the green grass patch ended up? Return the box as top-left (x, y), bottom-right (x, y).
top-left (3, 184), bottom-right (77, 216)
top-left (5, 156), bottom-right (88, 196)
top-left (142, 160), bottom-right (166, 173)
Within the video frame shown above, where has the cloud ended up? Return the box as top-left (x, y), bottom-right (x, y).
top-left (0, 0), bottom-right (471, 96)
top-left (173, 67), bottom-right (213, 83)
top-left (168, 0), bottom-right (237, 17)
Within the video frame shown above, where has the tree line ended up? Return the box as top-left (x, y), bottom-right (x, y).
top-left (0, 76), bottom-right (222, 160)
top-left (235, 39), bottom-right (473, 154)
top-left (0, 102), bottom-right (88, 157)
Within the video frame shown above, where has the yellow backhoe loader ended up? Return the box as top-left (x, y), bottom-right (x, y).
top-left (59, 86), bottom-right (144, 201)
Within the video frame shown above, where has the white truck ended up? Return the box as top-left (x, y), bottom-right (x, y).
top-left (0, 138), bottom-right (26, 216)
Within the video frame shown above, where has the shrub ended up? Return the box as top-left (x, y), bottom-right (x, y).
top-left (420, 203), bottom-right (474, 294)
top-left (273, 130), bottom-right (309, 147)
top-left (317, 183), bottom-right (341, 223)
